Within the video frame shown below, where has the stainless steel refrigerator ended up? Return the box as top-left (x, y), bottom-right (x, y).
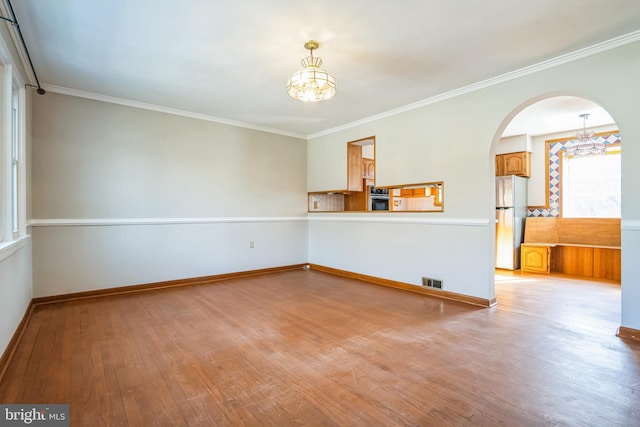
top-left (496, 175), bottom-right (528, 270)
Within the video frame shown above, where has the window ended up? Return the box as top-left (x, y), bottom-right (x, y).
top-left (562, 145), bottom-right (621, 218)
top-left (11, 91), bottom-right (18, 235)
top-left (0, 63), bottom-right (26, 243)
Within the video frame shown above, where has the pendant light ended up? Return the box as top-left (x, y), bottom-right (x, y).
top-left (287, 40), bottom-right (337, 102)
top-left (565, 113), bottom-right (606, 158)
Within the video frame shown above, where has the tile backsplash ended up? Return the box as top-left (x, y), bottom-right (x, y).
top-left (308, 194), bottom-right (345, 211)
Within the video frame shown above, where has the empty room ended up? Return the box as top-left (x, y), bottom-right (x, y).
top-left (1, 1), bottom-right (640, 426)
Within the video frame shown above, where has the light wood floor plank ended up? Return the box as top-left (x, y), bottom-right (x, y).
top-left (1, 269), bottom-right (638, 426)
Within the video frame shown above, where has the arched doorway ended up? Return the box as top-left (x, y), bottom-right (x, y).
top-left (491, 95), bottom-right (621, 322)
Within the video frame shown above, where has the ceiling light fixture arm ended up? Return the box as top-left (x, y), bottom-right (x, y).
top-left (0, 0), bottom-right (45, 94)
top-left (304, 40), bottom-right (319, 58)
top-left (579, 113), bottom-right (589, 129)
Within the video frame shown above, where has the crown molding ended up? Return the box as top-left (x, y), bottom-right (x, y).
top-left (307, 30), bottom-right (640, 140)
top-left (41, 84), bottom-right (307, 140)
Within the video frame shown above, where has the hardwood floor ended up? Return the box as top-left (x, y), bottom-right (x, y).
top-left (1, 269), bottom-right (639, 426)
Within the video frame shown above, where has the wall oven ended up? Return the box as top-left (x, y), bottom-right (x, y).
top-left (370, 187), bottom-right (389, 211)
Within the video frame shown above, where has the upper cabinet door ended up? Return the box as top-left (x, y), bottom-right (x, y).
top-left (347, 143), bottom-right (364, 191)
top-left (496, 155), bottom-right (504, 176)
top-left (362, 158), bottom-right (375, 179)
top-left (497, 151), bottom-right (531, 177)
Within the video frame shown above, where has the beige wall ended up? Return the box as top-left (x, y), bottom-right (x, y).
top-left (30, 93), bottom-right (309, 296)
top-left (32, 93), bottom-right (307, 219)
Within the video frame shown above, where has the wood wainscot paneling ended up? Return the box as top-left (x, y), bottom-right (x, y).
top-left (593, 248), bottom-right (621, 281)
top-left (524, 217), bottom-right (621, 247)
top-left (554, 246), bottom-right (594, 277)
top-left (524, 217), bottom-right (560, 244)
top-left (556, 218), bottom-right (621, 247)
top-left (522, 217), bottom-right (620, 282)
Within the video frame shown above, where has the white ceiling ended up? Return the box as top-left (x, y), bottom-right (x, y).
top-left (502, 96), bottom-right (615, 138)
top-left (9, 0), bottom-right (640, 138)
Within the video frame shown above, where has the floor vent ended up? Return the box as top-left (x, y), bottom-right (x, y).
top-left (422, 277), bottom-right (443, 289)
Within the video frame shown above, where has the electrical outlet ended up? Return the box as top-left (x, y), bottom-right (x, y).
top-left (249, 240), bottom-right (254, 248)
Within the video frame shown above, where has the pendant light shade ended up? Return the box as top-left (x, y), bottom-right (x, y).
top-left (287, 40), bottom-right (336, 102)
top-left (565, 113), bottom-right (606, 158)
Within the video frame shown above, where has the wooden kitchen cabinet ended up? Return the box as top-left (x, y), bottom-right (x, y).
top-left (521, 244), bottom-right (551, 273)
top-left (399, 188), bottom-right (426, 197)
top-left (344, 185), bottom-right (368, 211)
top-left (496, 151), bottom-right (531, 177)
top-left (362, 158), bottom-right (375, 179)
top-left (495, 155), bottom-right (504, 176)
top-left (347, 144), bottom-right (364, 191)
top-left (412, 188), bottom-right (426, 197)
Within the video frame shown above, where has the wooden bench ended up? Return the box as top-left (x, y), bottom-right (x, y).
top-left (521, 218), bottom-right (621, 281)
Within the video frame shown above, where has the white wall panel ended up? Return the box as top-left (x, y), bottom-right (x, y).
top-left (31, 220), bottom-right (307, 297)
top-left (0, 238), bottom-right (32, 357)
top-left (309, 216), bottom-right (493, 299)
top-left (621, 224), bottom-right (640, 328)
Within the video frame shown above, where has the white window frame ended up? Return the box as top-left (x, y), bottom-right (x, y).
top-left (11, 90), bottom-right (18, 236)
top-left (0, 64), bottom-right (9, 243)
top-left (11, 86), bottom-right (26, 238)
top-left (0, 63), bottom-right (27, 244)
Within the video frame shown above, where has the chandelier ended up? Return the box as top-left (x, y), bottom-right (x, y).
top-left (287, 40), bottom-right (336, 102)
top-left (565, 113), bottom-right (606, 158)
